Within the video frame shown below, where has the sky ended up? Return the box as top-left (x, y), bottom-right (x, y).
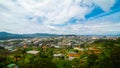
top-left (0, 0), bottom-right (120, 35)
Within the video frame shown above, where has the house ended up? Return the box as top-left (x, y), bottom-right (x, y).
top-left (27, 50), bottom-right (39, 55)
top-left (53, 54), bottom-right (64, 58)
top-left (73, 47), bottom-right (84, 51)
top-left (88, 47), bottom-right (101, 54)
top-left (54, 45), bottom-right (60, 48)
top-left (68, 52), bottom-right (79, 60)
top-left (4, 46), bottom-right (15, 51)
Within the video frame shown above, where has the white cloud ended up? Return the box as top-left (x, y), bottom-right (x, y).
top-left (0, 0), bottom-right (119, 34)
top-left (93, 0), bottom-right (116, 11)
top-left (83, 0), bottom-right (116, 11)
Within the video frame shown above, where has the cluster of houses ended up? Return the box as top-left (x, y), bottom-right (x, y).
top-left (1, 36), bottom-right (118, 68)
top-left (0, 36), bottom-right (118, 62)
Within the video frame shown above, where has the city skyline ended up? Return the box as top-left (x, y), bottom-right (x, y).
top-left (0, 0), bottom-right (120, 35)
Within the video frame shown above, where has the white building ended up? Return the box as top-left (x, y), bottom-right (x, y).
top-left (27, 50), bottom-right (39, 55)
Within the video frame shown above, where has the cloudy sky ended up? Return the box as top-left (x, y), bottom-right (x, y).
top-left (0, 0), bottom-right (120, 35)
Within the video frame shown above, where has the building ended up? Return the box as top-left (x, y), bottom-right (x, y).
top-left (88, 47), bottom-right (101, 54)
top-left (27, 50), bottom-right (39, 55)
top-left (53, 54), bottom-right (64, 58)
top-left (68, 52), bottom-right (79, 60)
top-left (73, 47), bottom-right (84, 51)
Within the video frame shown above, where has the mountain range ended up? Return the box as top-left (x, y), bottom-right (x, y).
top-left (0, 32), bottom-right (120, 40)
top-left (0, 32), bottom-right (59, 40)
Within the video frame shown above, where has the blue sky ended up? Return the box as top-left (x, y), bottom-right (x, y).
top-left (0, 0), bottom-right (120, 35)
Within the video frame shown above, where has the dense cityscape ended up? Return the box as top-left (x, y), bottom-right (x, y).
top-left (0, 35), bottom-right (120, 68)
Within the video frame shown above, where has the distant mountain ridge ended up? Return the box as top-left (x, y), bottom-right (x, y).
top-left (0, 32), bottom-right (58, 40)
top-left (0, 32), bottom-right (120, 40)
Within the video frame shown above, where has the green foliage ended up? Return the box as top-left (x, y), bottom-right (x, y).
top-left (55, 60), bottom-right (72, 68)
top-left (0, 38), bottom-right (120, 68)
top-left (19, 57), bottom-right (56, 68)
top-left (84, 39), bottom-right (120, 68)
top-left (116, 38), bottom-right (120, 44)
top-left (0, 56), bottom-right (6, 68)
